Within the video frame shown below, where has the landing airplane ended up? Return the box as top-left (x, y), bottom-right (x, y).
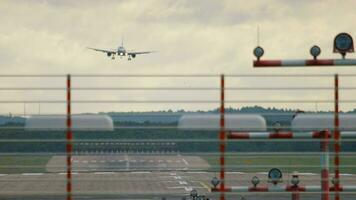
top-left (87, 40), bottom-right (154, 60)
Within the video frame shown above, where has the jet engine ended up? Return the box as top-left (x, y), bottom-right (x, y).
top-left (107, 52), bottom-right (112, 57)
top-left (131, 54), bottom-right (136, 58)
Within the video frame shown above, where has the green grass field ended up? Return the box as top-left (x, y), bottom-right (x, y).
top-left (202, 155), bottom-right (356, 174)
top-left (0, 155), bottom-right (51, 174)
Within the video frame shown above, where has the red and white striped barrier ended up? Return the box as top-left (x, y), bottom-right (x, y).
top-left (254, 59), bottom-right (356, 67)
top-left (214, 185), bottom-right (356, 192)
top-left (227, 131), bottom-right (356, 139)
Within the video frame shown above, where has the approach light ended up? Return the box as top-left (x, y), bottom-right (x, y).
top-left (251, 176), bottom-right (260, 187)
top-left (310, 45), bottom-right (321, 59)
top-left (291, 171), bottom-right (300, 186)
top-left (190, 189), bottom-right (198, 198)
top-left (268, 168), bottom-right (283, 185)
top-left (332, 177), bottom-right (339, 185)
top-left (211, 177), bottom-right (220, 188)
top-left (333, 32), bottom-right (354, 59)
top-left (253, 46), bottom-right (264, 60)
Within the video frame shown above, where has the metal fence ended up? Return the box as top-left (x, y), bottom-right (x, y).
top-left (0, 74), bottom-right (355, 200)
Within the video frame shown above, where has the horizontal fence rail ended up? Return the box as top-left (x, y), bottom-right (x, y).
top-left (0, 74), bottom-right (354, 200)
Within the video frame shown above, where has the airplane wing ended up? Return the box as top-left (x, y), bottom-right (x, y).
top-left (127, 51), bottom-right (155, 56)
top-left (87, 47), bottom-right (116, 54)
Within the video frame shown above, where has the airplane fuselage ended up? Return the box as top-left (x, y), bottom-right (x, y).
top-left (117, 46), bottom-right (126, 56)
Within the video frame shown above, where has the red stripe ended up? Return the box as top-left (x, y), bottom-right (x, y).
top-left (269, 132), bottom-right (293, 138)
top-left (227, 132), bottom-right (250, 139)
top-left (254, 60), bottom-right (282, 67)
top-left (334, 74), bottom-right (340, 200)
top-left (66, 75), bottom-right (72, 200)
top-left (249, 186), bottom-right (268, 192)
top-left (306, 59), bottom-right (334, 66)
top-left (219, 75), bottom-right (225, 200)
top-left (286, 185), bottom-right (306, 192)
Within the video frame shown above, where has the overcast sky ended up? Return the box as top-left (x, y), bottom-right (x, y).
top-left (1, 0), bottom-right (356, 114)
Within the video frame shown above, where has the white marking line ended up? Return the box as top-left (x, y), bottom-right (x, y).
top-left (167, 186), bottom-right (204, 191)
top-left (59, 172), bottom-right (79, 175)
top-left (73, 160), bottom-right (79, 163)
top-left (299, 173), bottom-right (317, 176)
top-left (173, 176), bottom-right (182, 180)
top-left (170, 173), bottom-right (177, 176)
top-left (22, 173), bottom-right (43, 176)
top-left (131, 171), bottom-right (152, 174)
top-left (99, 160), bottom-right (105, 163)
top-left (91, 160), bottom-right (97, 163)
top-left (257, 172), bottom-right (268, 175)
top-left (179, 181), bottom-right (188, 185)
top-left (227, 172), bottom-right (245, 174)
top-left (182, 159), bottom-right (189, 166)
top-left (82, 161), bottom-right (88, 163)
top-left (125, 154), bottom-right (129, 170)
top-left (0, 174), bottom-right (7, 176)
top-left (341, 173), bottom-right (354, 176)
top-left (187, 172), bottom-right (207, 174)
top-left (94, 172), bottom-right (115, 175)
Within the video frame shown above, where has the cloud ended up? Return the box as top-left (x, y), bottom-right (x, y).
top-left (0, 0), bottom-right (356, 113)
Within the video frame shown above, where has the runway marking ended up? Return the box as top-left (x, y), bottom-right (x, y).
top-left (167, 160), bottom-right (172, 163)
top-left (341, 173), bottom-right (354, 176)
top-left (94, 172), bottom-right (115, 175)
top-left (179, 181), bottom-right (188, 185)
top-left (175, 160), bottom-right (181, 163)
top-left (199, 181), bottom-right (211, 191)
top-left (158, 160), bottom-right (163, 162)
top-left (100, 160), bottom-right (105, 163)
top-left (82, 161), bottom-right (88, 163)
top-left (73, 160), bottom-right (79, 163)
top-left (124, 154), bottom-right (129, 171)
top-left (187, 172), bottom-right (207, 174)
top-left (22, 173), bottom-right (43, 176)
top-left (149, 160), bottom-right (154, 163)
top-left (131, 160), bottom-right (137, 162)
top-left (91, 160), bottom-right (97, 163)
top-left (131, 171), bottom-right (151, 174)
top-left (0, 174), bottom-right (8, 176)
top-left (170, 173), bottom-right (177, 176)
top-left (299, 173), bottom-right (317, 176)
top-left (173, 176), bottom-right (182, 180)
top-left (257, 172), bottom-right (268, 175)
top-left (182, 159), bottom-right (189, 166)
top-left (227, 172), bottom-right (245, 174)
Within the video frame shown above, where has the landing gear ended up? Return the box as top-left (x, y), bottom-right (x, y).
top-left (128, 56), bottom-right (132, 61)
top-left (111, 56), bottom-right (115, 60)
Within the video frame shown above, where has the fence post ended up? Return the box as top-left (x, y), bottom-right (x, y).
top-left (321, 130), bottom-right (329, 200)
top-left (334, 74), bottom-right (340, 200)
top-left (219, 74), bottom-right (226, 200)
top-left (66, 74), bottom-right (73, 200)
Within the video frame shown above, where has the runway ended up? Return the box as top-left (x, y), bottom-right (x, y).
top-left (0, 155), bottom-right (355, 199)
top-left (46, 154), bottom-right (210, 172)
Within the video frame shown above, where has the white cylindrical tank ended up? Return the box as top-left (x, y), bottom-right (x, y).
top-left (25, 114), bottom-right (114, 131)
top-left (178, 114), bottom-right (266, 131)
top-left (292, 114), bottom-right (356, 131)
